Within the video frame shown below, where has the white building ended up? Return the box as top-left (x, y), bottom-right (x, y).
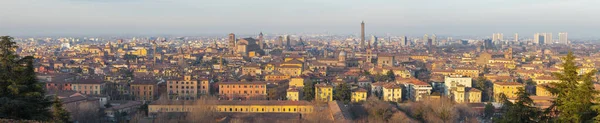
top-left (444, 75), bottom-right (472, 95)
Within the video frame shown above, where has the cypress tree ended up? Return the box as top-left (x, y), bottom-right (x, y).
top-left (0, 36), bottom-right (52, 121)
top-left (543, 51), bottom-right (599, 122)
top-left (496, 88), bottom-right (541, 123)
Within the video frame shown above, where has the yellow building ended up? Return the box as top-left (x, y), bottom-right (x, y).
top-left (148, 100), bottom-right (314, 114)
top-left (241, 64), bottom-right (262, 76)
top-left (284, 56), bottom-right (305, 62)
top-left (315, 83), bottom-right (333, 102)
top-left (383, 83), bottom-right (402, 102)
top-left (467, 88), bottom-right (482, 103)
top-left (167, 75), bottom-right (198, 100)
top-left (129, 48), bottom-right (148, 56)
top-left (278, 65), bottom-right (302, 77)
top-left (377, 53), bottom-right (394, 67)
top-left (533, 75), bottom-right (560, 85)
top-left (277, 59), bottom-right (304, 77)
top-left (454, 68), bottom-right (480, 78)
top-left (265, 74), bottom-right (291, 81)
top-left (493, 82), bottom-right (524, 100)
top-left (289, 77), bottom-right (306, 88)
top-left (264, 63), bottom-right (277, 73)
top-left (351, 88), bottom-right (368, 102)
top-left (410, 55), bottom-right (429, 62)
top-left (286, 88), bottom-right (300, 101)
top-left (536, 84), bottom-right (553, 97)
top-left (452, 85), bottom-right (466, 103)
top-left (248, 51), bottom-right (257, 57)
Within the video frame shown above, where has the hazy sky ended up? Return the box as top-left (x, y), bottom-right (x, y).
top-left (1, 0), bottom-right (600, 38)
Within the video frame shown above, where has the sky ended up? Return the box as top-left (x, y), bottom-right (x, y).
top-left (1, 0), bottom-right (600, 38)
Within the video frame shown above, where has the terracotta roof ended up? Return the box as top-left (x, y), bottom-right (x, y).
top-left (468, 88), bottom-right (481, 92)
top-left (535, 75), bottom-right (557, 80)
top-left (315, 83), bottom-right (333, 88)
top-left (353, 88), bottom-right (368, 92)
top-left (409, 79), bottom-right (429, 86)
top-left (383, 83), bottom-right (401, 89)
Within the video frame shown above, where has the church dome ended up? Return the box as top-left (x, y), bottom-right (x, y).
top-left (339, 50), bottom-right (347, 56)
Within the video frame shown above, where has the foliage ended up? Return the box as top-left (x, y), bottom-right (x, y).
top-left (333, 83), bottom-right (351, 104)
top-left (104, 102), bottom-right (112, 108)
top-left (373, 73), bottom-right (394, 82)
top-left (495, 88), bottom-right (541, 123)
top-left (484, 102), bottom-right (495, 119)
top-left (399, 97), bottom-right (478, 123)
top-left (0, 36), bottom-right (53, 121)
top-left (386, 70), bottom-right (396, 81)
top-left (51, 96), bottom-right (71, 123)
top-left (525, 79), bottom-right (535, 86)
top-left (542, 51), bottom-right (599, 122)
top-left (475, 76), bottom-right (492, 102)
top-left (302, 81), bottom-right (315, 101)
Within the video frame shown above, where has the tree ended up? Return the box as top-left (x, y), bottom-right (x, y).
top-left (386, 70), bottom-right (396, 82)
top-left (51, 96), bottom-right (71, 123)
top-left (475, 76), bottom-right (492, 102)
top-left (496, 88), bottom-right (541, 123)
top-left (0, 36), bottom-right (53, 121)
top-left (333, 83), bottom-right (351, 104)
top-left (525, 79), bottom-right (535, 86)
top-left (302, 82), bottom-right (315, 101)
top-left (542, 51), bottom-right (599, 122)
top-left (484, 103), bottom-right (495, 120)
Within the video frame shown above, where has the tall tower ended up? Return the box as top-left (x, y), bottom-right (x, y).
top-left (492, 33), bottom-right (503, 42)
top-left (258, 32), bottom-right (264, 49)
top-left (559, 32), bottom-right (568, 44)
top-left (361, 21), bottom-right (365, 49)
top-left (277, 36), bottom-right (284, 48)
top-left (431, 34), bottom-right (437, 46)
top-left (534, 33), bottom-right (546, 45)
top-left (545, 33), bottom-right (553, 43)
top-left (423, 34), bottom-right (429, 45)
top-left (285, 35), bottom-right (291, 50)
top-left (403, 36), bottom-right (408, 46)
top-left (228, 33), bottom-right (236, 54)
top-left (514, 33), bottom-right (519, 42)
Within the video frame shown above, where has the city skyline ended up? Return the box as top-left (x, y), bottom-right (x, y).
top-left (2, 0), bottom-right (600, 38)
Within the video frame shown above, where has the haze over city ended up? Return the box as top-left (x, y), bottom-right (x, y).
top-left (2, 0), bottom-right (600, 39)
top-left (3, 0), bottom-right (600, 123)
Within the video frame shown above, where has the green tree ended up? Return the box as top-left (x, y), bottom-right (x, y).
top-left (484, 102), bottom-right (495, 120)
top-left (496, 88), bottom-right (541, 123)
top-left (51, 96), bottom-right (71, 123)
top-left (475, 76), bottom-right (492, 101)
top-left (542, 51), bottom-right (599, 122)
top-left (525, 79), bottom-right (535, 86)
top-left (302, 82), bottom-right (315, 101)
top-left (386, 70), bottom-right (395, 82)
top-left (333, 83), bottom-right (351, 104)
top-left (0, 36), bottom-right (52, 120)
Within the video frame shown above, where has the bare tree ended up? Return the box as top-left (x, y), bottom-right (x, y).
top-left (399, 97), bottom-right (478, 123)
top-left (303, 102), bottom-right (333, 123)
